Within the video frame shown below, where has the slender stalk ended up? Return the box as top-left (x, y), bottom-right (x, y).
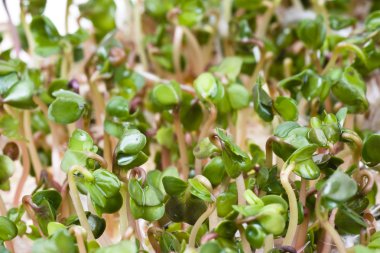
top-left (264, 234), bottom-right (274, 253)
top-left (235, 108), bottom-right (249, 151)
top-left (103, 133), bottom-right (113, 171)
top-left (24, 111), bottom-right (44, 182)
top-left (133, 0), bottom-right (148, 69)
top-left (2, 0), bottom-right (21, 56)
top-left (341, 132), bottom-right (363, 167)
top-left (13, 141), bottom-right (30, 206)
top-left (321, 208), bottom-right (338, 253)
top-left (189, 204), bottom-right (216, 248)
top-left (69, 226), bottom-right (87, 253)
top-left (119, 184), bottom-right (129, 239)
top-left (256, 1), bottom-right (278, 39)
top-left (236, 174), bottom-right (246, 205)
top-left (123, 182), bottom-right (138, 240)
top-left (173, 110), bottom-right (189, 180)
top-left (315, 194), bottom-right (346, 253)
top-left (20, 5), bottom-right (35, 55)
top-left (22, 196), bottom-right (45, 237)
top-left (68, 165), bottom-right (95, 241)
top-left (237, 224), bottom-right (252, 253)
top-left (85, 151), bottom-right (108, 169)
top-left (182, 27), bottom-right (204, 75)
top-left (283, 58), bottom-right (293, 78)
top-left (65, 0), bottom-right (72, 34)
top-left (147, 227), bottom-right (162, 253)
top-left (33, 96), bottom-right (61, 179)
top-left (265, 136), bottom-right (280, 168)
top-left (194, 103), bottom-right (217, 175)
top-left (280, 162), bottom-right (298, 246)
top-left (173, 26), bottom-right (184, 80)
top-left (89, 71), bottom-right (107, 127)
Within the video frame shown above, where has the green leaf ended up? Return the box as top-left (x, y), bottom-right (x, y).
top-left (117, 129), bottom-right (147, 155)
top-left (68, 129), bottom-right (95, 152)
top-left (30, 16), bottom-right (62, 56)
top-left (0, 154), bottom-right (15, 184)
top-left (329, 15), bottom-right (356, 30)
top-left (227, 84), bottom-right (250, 110)
top-left (362, 134), bottom-right (380, 167)
top-left (2, 78), bottom-right (36, 109)
top-left (177, 0), bottom-right (204, 27)
top-left (321, 170), bottom-right (357, 203)
top-left (253, 78), bottom-right (273, 122)
top-left (274, 96), bottom-right (298, 121)
top-left (60, 150), bottom-right (88, 172)
top-left (188, 178), bottom-right (213, 202)
top-left (365, 11), bottom-right (380, 31)
top-left (128, 178), bottom-right (163, 206)
top-left (245, 224), bottom-right (266, 249)
top-left (32, 189), bottom-right (62, 210)
top-left (152, 83), bottom-right (181, 108)
top-left (297, 15), bottom-right (326, 49)
top-left (194, 73), bottom-right (224, 103)
top-left (21, 0), bottom-right (47, 16)
top-left (94, 239), bottom-right (138, 253)
top-left (32, 229), bottom-right (76, 253)
top-left (202, 157), bottom-right (226, 186)
top-left (244, 190), bottom-right (264, 206)
top-left (0, 216), bottom-right (18, 241)
top-left (331, 66), bottom-right (368, 112)
top-left (216, 192), bottom-right (237, 218)
top-left (162, 176), bottom-right (188, 197)
top-left (78, 0), bottom-right (116, 40)
top-left (130, 198), bottom-right (165, 221)
top-left (106, 96), bottom-right (129, 120)
top-left (215, 57), bottom-right (243, 80)
top-left (48, 90), bottom-right (87, 124)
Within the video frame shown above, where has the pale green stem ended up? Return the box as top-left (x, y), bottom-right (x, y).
top-left (24, 111), bottom-right (44, 182)
top-left (68, 165), bottom-right (95, 241)
top-left (119, 184), bottom-right (128, 239)
top-left (69, 226), bottom-right (87, 253)
top-left (341, 132), bottom-right (363, 167)
top-left (280, 162), bottom-right (298, 246)
top-left (194, 103), bottom-right (217, 175)
top-left (189, 204), bottom-right (216, 248)
top-left (315, 194), bottom-right (346, 253)
top-left (133, 0), bottom-right (148, 69)
top-left (238, 224), bottom-right (252, 253)
top-left (264, 234), bottom-right (274, 253)
top-left (172, 25), bottom-right (184, 80)
top-left (20, 7), bottom-right (35, 55)
top-left (173, 110), bottom-right (189, 180)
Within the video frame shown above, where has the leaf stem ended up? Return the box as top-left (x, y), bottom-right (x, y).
top-left (280, 162), bottom-right (298, 246)
top-left (315, 194), bottom-right (346, 253)
top-left (119, 184), bottom-right (129, 239)
top-left (264, 234), bottom-right (274, 253)
top-left (265, 136), bottom-right (280, 168)
top-left (69, 226), bottom-right (87, 253)
top-left (341, 131), bottom-right (362, 167)
top-left (13, 141), bottom-right (30, 206)
top-left (133, 0), bottom-right (148, 70)
top-left (173, 25), bottom-right (184, 80)
top-left (194, 103), bottom-right (217, 175)
top-left (24, 110), bottom-right (44, 182)
top-left (68, 165), bottom-right (95, 241)
top-left (189, 204), bottom-right (216, 248)
top-left (173, 109), bottom-right (189, 180)
top-left (33, 96), bottom-right (62, 181)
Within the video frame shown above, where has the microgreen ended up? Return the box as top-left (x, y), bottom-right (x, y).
top-left (0, 1), bottom-right (379, 252)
